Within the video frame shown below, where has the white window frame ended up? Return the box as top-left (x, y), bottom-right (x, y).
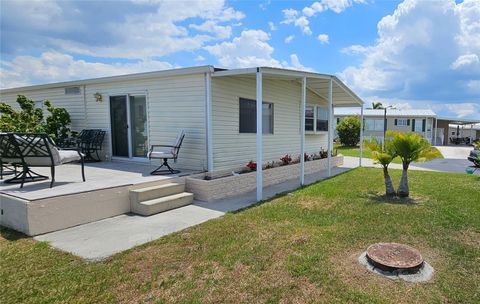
top-left (397, 119), bottom-right (408, 126)
top-left (305, 104), bottom-right (328, 134)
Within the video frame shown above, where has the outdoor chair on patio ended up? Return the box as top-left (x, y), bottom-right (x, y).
top-left (76, 129), bottom-right (106, 162)
top-left (148, 130), bottom-right (185, 175)
top-left (0, 133), bottom-right (85, 188)
top-left (0, 133), bottom-right (17, 179)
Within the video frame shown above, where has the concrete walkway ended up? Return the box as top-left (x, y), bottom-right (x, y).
top-left (35, 166), bottom-right (353, 261)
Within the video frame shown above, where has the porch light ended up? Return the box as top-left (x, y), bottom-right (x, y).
top-left (94, 92), bottom-right (103, 102)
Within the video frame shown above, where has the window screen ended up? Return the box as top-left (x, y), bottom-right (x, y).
top-left (316, 107), bottom-right (329, 131)
top-left (239, 98), bottom-right (273, 134)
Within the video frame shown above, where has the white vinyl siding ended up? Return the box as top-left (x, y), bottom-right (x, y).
top-left (211, 76), bottom-right (329, 170)
top-left (0, 73), bottom-right (207, 170)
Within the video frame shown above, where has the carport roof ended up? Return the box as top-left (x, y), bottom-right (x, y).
top-left (437, 117), bottom-right (480, 125)
top-left (212, 67), bottom-right (364, 107)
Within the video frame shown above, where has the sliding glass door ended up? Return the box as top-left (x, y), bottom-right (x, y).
top-left (109, 94), bottom-right (148, 159)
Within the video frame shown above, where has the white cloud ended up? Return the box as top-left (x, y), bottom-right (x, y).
top-left (340, 0), bottom-right (480, 112)
top-left (205, 30), bottom-right (313, 71)
top-left (189, 21), bottom-right (233, 39)
top-left (442, 103), bottom-right (480, 118)
top-left (205, 30), bottom-right (282, 68)
top-left (268, 21), bottom-right (277, 31)
top-left (341, 44), bottom-right (371, 55)
top-left (194, 55), bottom-right (206, 62)
top-left (283, 0), bottom-right (364, 34)
top-left (284, 35), bottom-right (295, 43)
top-left (286, 54), bottom-right (315, 72)
top-left (2, 0), bottom-right (245, 60)
top-left (450, 53), bottom-right (479, 70)
top-left (0, 51), bottom-right (174, 89)
top-left (317, 34), bottom-right (329, 44)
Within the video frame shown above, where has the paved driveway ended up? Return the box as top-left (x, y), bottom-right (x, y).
top-left (343, 145), bottom-right (478, 175)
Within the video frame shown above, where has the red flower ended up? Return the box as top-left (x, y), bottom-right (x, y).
top-left (246, 161), bottom-right (257, 171)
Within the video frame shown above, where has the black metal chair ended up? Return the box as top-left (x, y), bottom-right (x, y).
top-left (0, 133), bottom-right (85, 188)
top-left (0, 133), bottom-right (17, 179)
top-left (148, 130), bottom-right (185, 175)
top-left (77, 129), bottom-right (106, 162)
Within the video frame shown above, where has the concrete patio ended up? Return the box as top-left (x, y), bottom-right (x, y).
top-left (34, 165), bottom-right (353, 261)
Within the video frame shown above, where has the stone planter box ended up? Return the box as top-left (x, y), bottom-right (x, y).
top-left (186, 155), bottom-right (343, 202)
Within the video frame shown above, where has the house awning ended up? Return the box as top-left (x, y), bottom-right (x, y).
top-left (212, 67), bottom-right (364, 107)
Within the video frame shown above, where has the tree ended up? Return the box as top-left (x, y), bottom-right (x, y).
top-left (44, 100), bottom-right (75, 146)
top-left (365, 136), bottom-right (397, 196)
top-left (0, 95), bottom-right (44, 132)
top-left (336, 116), bottom-right (360, 147)
top-left (389, 131), bottom-right (438, 197)
top-left (371, 102), bottom-right (384, 109)
top-left (1, 95), bottom-right (75, 146)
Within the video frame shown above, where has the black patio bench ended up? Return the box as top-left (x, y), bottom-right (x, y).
top-left (0, 133), bottom-right (85, 188)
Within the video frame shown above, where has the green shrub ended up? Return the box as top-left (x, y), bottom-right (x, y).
top-left (336, 115), bottom-right (360, 147)
top-left (0, 95), bottom-right (76, 146)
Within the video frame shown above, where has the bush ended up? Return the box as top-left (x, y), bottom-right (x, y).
top-left (336, 115), bottom-right (360, 147)
top-left (0, 95), bottom-right (75, 146)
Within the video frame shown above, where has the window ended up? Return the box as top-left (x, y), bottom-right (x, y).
top-left (304, 105), bottom-right (328, 132)
top-left (316, 107), bottom-right (328, 131)
top-left (412, 119), bottom-right (425, 132)
top-left (239, 98), bottom-right (274, 134)
top-left (305, 106), bottom-right (314, 131)
top-left (365, 119), bottom-right (384, 131)
top-left (65, 86), bottom-right (81, 95)
top-left (396, 119), bottom-right (409, 126)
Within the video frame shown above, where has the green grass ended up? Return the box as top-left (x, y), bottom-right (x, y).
top-left (1, 168), bottom-right (479, 303)
top-left (335, 144), bottom-right (444, 164)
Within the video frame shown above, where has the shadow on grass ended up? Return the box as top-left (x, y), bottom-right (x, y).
top-left (363, 191), bottom-right (420, 205)
top-left (0, 226), bottom-right (28, 241)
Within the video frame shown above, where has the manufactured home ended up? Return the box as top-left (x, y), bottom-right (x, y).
top-left (1, 66), bottom-right (363, 172)
top-left (0, 66), bottom-right (364, 236)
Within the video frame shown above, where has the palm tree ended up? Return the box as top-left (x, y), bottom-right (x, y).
top-left (371, 102), bottom-right (384, 109)
top-left (389, 131), bottom-right (437, 197)
top-left (365, 136), bottom-right (396, 196)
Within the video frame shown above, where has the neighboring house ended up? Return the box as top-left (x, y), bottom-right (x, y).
top-left (0, 66), bottom-right (363, 172)
top-left (448, 124), bottom-right (480, 142)
top-left (334, 108), bottom-right (437, 143)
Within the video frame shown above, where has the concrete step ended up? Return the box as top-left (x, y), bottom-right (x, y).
top-left (134, 192), bottom-right (193, 216)
top-left (130, 183), bottom-right (185, 203)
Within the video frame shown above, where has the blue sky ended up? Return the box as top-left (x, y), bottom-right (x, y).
top-left (1, 0), bottom-right (479, 119)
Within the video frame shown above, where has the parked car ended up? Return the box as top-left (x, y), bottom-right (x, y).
top-left (467, 148), bottom-right (480, 167)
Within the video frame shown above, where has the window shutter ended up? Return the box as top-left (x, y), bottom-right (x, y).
top-left (412, 119), bottom-right (415, 131)
top-left (407, 119), bottom-right (410, 126)
top-left (422, 119), bottom-right (426, 132)
top-left (394, 119), bottom-right (398, 126)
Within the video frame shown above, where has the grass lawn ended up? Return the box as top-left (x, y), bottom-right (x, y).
top-left (1, 168), bottom-right (479, 303)
top-left (335, 144), bottom-right (444, 164)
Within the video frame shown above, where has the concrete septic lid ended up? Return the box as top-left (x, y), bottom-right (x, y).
top-left (366, 242), bottom-right (423, 271)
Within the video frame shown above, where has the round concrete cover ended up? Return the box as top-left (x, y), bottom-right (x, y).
top-left (366, 242), bottom-right (423, 270)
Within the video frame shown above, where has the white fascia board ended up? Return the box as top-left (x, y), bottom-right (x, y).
top-left (0, 65), bottom-right (214, 93)
top-left (211, 68), bottom-right (258, 77)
